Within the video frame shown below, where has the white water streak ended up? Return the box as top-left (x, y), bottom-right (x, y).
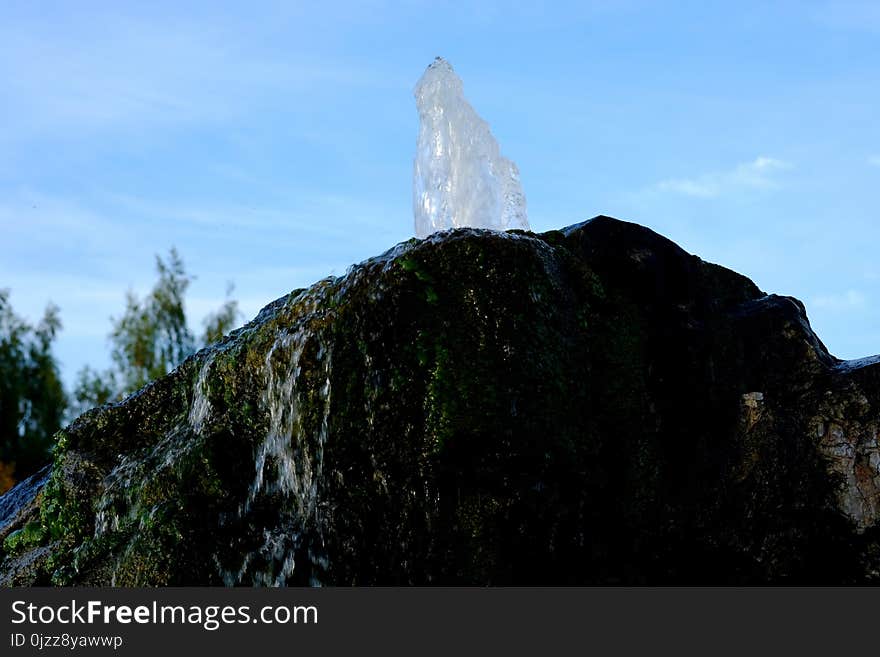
top-left (188, 354), bottom-right (215, 433)
top-left (224, 286), bottom-right (334, 586)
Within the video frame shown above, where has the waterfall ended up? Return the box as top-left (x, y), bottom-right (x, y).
top-left (188, 354), bottom-right (215, 434)
top-left (222, 283), bottom-right (334, 586)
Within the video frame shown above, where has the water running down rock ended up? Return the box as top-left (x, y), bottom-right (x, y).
top-left (1, 217), bottom-right (879, 585)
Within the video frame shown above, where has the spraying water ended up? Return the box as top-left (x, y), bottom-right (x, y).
top-left (413, 57), bottom-right (529, 237)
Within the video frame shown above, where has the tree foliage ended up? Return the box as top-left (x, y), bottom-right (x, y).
top-left (72, 248), bottom-right (241, 414)
top-left (0, 249), bottom-right (241, 493)
top-left (0, 290), bottom-right (66, 491)
top-left (110, 248), bottom-right (195, 395)
top-left (68, 366), bottom-right (116, 420)
top-left (202, 283), bottom-right (241, 346)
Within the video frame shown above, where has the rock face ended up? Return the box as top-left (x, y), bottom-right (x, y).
top-left (1, 216), bottom-right (879, 585)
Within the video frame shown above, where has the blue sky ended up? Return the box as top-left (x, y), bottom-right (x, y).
top-left (1, 0), bottom-right (878, 388)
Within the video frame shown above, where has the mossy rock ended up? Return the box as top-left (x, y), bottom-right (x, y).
top-left (1, 216), bottom-right (878, 585)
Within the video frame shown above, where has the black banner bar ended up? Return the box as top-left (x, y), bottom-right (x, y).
top-left (1, 588), bottom-right (877, 655)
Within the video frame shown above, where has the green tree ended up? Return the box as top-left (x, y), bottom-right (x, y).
top-left (110, 248), bottom-right (195, 395)
top-left (201, 283), bottom-right (241, 345)
top-left (68, 366), bottom-right (116, 420)
top-left (0, 289), bottom-right (66, 492)
top-left (72, 249), bottom-right (241, 414)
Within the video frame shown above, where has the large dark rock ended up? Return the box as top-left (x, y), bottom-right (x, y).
top-left (2, 216), bottom-right (878, 585)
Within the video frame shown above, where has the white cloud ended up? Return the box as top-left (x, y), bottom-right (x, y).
top-left (655, 178), bottom-right (719, 199)
top-left (653, 156), bottom-right (792, 199)
top-left (0, 14), bottom-right (380, 143)
top-left (0, 192), bottom-right (138, 271)
top-left (810, 289), bottom-right (867, 310)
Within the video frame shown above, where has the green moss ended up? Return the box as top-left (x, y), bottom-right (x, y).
top-left (425, 343), bottom-right (454, 451)
top-left (2, 221), bottom-right (874, 586)
top-left (53, 429), bottom-right (69, 452)
top-left (2, 521), bottom-right (46, 556)
top-left (537, 229), bottom-right (563, 245)
top-left (39, 472), bottom-right (80, 543)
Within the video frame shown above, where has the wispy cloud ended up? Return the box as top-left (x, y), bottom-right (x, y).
top-left (0, 14), bottom-right (379, 143)
top-left (653, 157), bottom-right (792, 199)
top-left (0, 191), bottom-right (135, 266)
top-left (810, 289), bottom-right (867, 311)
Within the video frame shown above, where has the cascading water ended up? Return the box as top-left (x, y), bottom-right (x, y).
top-left (188, 355), bottom-right (215, 434)
top-left (220, 282), bottom-right (335, 586)
top-left (84, 231), bottom-right (554, 586)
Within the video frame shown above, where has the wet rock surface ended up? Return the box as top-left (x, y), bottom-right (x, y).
top-left (1, 216), bottom-right (878, 584)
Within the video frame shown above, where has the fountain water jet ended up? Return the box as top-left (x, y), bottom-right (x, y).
top-left (413, 57), bottom-right (529, 238)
